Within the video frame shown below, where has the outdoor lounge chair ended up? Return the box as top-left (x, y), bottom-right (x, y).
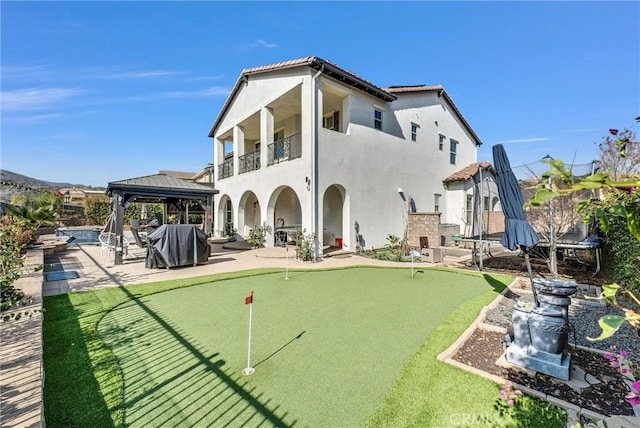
top-left (130, 226), bottom-right (147, 248)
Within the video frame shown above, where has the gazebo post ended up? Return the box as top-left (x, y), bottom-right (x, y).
top-left (205, 196), bottom-right (213, 236)
top-left (114, 193), bottom-right (125, 265)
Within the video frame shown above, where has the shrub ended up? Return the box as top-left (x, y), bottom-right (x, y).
top-left (248, 222), bottom-right (271, 248)
top-left (603, 214), bottom-right (640, 293)
top-left (295, 229), bottom-right (317, 261)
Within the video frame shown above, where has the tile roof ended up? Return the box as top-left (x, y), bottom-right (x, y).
top-left (386, 85), bottom-right (444, 93)
top-left (443, 161), bottom-right (493, 183)
top-left (386, 85), bottom-right (482, 146)
top-left (208, 57), bottom-right (482, 146)
top-left (209, 56), bottom-right (396, 137)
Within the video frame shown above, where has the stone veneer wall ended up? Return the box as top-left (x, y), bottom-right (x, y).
top-left (407, 212), bottom-right (441, 249)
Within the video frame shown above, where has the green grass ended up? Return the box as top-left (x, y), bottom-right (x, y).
top-left (43, 266), bottom-right (565, 427)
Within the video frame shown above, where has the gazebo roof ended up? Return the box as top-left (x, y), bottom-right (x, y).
top-left (106, 174), bottom-right (218, 203)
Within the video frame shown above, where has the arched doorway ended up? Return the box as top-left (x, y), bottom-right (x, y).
top-left (322, 184), bottom-right (346, 249)
top-left (217, 194), bottom-right (234, 237)
top-left (238, 191), bottom-right (261, 237)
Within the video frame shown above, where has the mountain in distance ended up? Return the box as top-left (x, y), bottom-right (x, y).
top-left (0, 169), bottom-right (104, 203)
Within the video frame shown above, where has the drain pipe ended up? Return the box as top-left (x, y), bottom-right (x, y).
top-left (310, 65), bottom-right (324, 260)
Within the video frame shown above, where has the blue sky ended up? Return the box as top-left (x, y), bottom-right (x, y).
top-left (2, 1), bottom-right (639, 187)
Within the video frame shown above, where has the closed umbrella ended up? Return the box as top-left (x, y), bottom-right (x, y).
top-left (492, 144), bottom-right (540, 302)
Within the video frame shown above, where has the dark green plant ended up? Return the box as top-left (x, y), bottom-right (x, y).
top-left (603, 212), bottom-right (640, 293)
top-left (0, 216), bottom-right (36, 321)
top-left (494, 382), bottom-right (566, 427)
top-left (224, 222), bottom-right (237, 241)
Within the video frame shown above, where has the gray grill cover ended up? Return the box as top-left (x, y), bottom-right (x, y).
top-left (145, 224), bottom-right (210, 269)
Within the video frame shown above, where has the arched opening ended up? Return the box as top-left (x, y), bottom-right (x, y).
top-left (216, 194), bottom-right (234, 238)
top-left (238, 191), bottom-right (261, 237)
top-left (322, 184), bottom-right (346, 249)
top-left (267, 186), bottom-right (302, 247)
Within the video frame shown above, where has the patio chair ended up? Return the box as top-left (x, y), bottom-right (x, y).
top-left (98, 232), bottom-right (130, 258)
top-left (130, 226), bottom-right (147, 248)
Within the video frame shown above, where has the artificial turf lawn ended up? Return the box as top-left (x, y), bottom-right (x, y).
top-left (43, 266), bottom-right (525, 427)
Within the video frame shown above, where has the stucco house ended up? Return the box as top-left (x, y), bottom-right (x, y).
top-left (208, 56), bottom-right (487, 256)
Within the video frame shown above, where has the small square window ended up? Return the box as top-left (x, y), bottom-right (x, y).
top-left (411, 123), bottom-right (418, 141)
top-left (374, 109), bottom-right (383, 130)
top-left (438, 133), bottom-right (445, 151)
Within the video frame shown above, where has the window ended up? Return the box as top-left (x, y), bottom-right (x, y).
top-left (274, 129), bottom-right (285, 141)
top-left (374, 109), bottom-right (383, 130)
top-left (438, 133), bottom-right (445, 151)
top-left (450, 139), bottom-right (458, 165)
top-left (483, 196), bottom-right (490, 211)
top-left (434, 193), bottom-right (441, 212)
top-left (465, 194), bottom-right (473, 224)
top-left (323, 111), bottom-right (340, 131)
top-left (411, 123), bottom-right (418, 141)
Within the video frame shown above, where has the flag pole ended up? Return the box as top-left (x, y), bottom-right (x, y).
top-left (285, 244), bottom-right (289, 280)
top-left (242, 291), bottom-right (255, 375)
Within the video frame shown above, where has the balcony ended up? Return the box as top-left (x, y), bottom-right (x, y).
top-left (239, 150), bottom-right (261, 174)
top-left (268, 133), bottom-right (302, 166)
top-left (218, 159), bottom-right (233, 180)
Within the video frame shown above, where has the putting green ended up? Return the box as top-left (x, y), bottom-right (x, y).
top-left (98, 267), bottom-right (505, 427)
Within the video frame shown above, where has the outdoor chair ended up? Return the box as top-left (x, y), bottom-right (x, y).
top-left (98, 232), bottom-right (130, 258)
top-left (130, 226), bottom-right (148, 248)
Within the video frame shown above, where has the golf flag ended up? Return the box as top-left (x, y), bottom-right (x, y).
top-left (242, 290), bottom-right (255, 375)
top-left (245, 291), bottom-right (254, 305)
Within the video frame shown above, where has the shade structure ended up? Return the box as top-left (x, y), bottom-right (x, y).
top-left (492, 144), bottom-right (539, 251)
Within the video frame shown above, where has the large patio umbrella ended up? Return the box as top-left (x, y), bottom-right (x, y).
top-left (492, 144), bottom-right (540, 302)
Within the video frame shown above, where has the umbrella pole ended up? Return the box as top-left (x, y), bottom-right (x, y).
top-left (524, 250), bottom-right (538, 306)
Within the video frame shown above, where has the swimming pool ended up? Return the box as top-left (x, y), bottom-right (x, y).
top-left (56, 227), bottom-right (102, 244)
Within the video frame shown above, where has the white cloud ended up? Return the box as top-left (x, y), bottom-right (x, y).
top-left (493, 137), bottom-right (552, 145)
top-left (2, 112), bottom-right (64, 125)
top-left (236, 39), bottom-right (279, 50)
top-left (111, 86), bottom-right (231, 103)
top-left (1, 87), bottom-right (84, 111)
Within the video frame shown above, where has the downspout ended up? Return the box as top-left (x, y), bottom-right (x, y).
top-left (311, 65), bottom-right (324, 260)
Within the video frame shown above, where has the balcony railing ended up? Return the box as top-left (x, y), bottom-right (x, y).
top-left (239, 150), bottom-right (261, 174)
top-left (218, 159), bottom-right (233, 180)
top-left (268, 133), bottom-right (302, 166)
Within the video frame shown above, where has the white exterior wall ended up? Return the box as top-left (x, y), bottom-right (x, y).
top-left (211, 69), bottom-right (481, 251)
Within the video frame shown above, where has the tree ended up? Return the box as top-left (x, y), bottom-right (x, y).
top-left (529, 122), bottom-right (640, 340)
top-left (598, 128), bottom-right (640, 180)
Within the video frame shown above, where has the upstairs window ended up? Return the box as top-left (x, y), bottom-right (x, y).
top-left (374, 109), bottom-right (383, 130)
top-left (410, 123), bottom-right (418, 141)
top-left (323, 111), bottom-right (340, 131)
top-left (450, 139), bottom-right (459, 165)
top-left (438, 133), bottom-right (445, 150)
top-left (434, 193), bottom-right (441, 212)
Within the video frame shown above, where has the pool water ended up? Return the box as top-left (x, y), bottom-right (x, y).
top-left (56, 227), bottom-right (102, 244)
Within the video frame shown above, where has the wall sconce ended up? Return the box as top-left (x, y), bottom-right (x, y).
top-left (398, 187), bottom-right (406, 201)
top-left (306, 176), bottom-right (311, 190)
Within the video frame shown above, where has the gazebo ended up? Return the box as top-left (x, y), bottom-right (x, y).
top-left (105, 174), bottom-right (218, 265)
